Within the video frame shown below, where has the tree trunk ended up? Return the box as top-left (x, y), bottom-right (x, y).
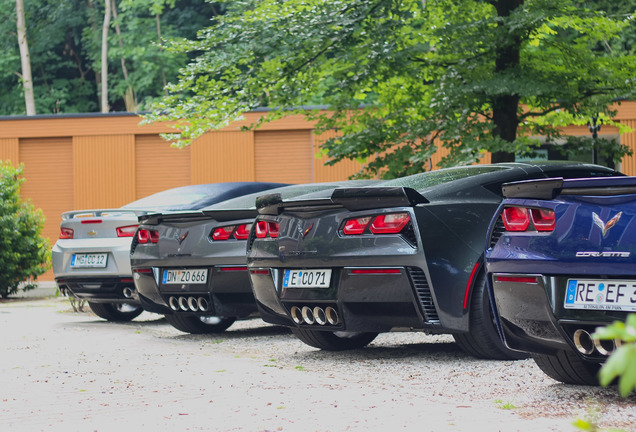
top-left (490, 0), bottom-right (523, 163)
top-left (101, 0), bottom-right (111, 113)
top-left (16, 0), bottom-right (36, 115)
top-left (155, 14), bottom-right (168, 95)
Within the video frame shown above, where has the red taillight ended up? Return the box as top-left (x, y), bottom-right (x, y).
top-left (502, 207), bottom-right (530, 231)
top-left (211, 223), bottom-right (253, 241)
top-left (59, 227), bottom-right (74, 239)
top-left (234, 224), bottom-right (252, 240)
top-left (80, 219), bottom-right (102, 224)
top-left (343, 213), bottom-right (410, 235)
top-left (268, 222), bottom-right (279, 238)
top-left (495, 275), bottom-right (538, 283)
top-left (212, 226), bottom-right (235, 241)
top-left (116, 225), bottom-right (138, 237)
top-left (133, 268), bottom-right (152, 274)
top-left (502, 206), bottom-right (555, 232)
top-left (137, 229), bottom-right (159, 244)
top-left (531, 209), bottom-right (555, 231)
top-left (370, 213), bottom-right (411, 234)
top-left (255, 221), bottom-right (279, 239)
top-left (343, 217), bottom-right (372, 235)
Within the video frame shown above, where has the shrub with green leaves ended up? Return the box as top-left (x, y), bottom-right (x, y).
top-left (0, 162), bottom-right (50, 298)
top-left (593, 314), bottom-right (636, 397)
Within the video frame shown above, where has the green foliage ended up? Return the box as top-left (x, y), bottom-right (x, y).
top-left (0, 162), bottom-right (50, 298)
top-left (147, 0), bottom-right (636, 178)
top-left (593, 314), bottom-right (636, 397)
top-left (0, 0), bottom-right (220, 115)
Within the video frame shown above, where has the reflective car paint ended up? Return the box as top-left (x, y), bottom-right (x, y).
top-left (130, 181), bottom-right (382, 332)
top-left (52, 182), bottom-right (287, 317)
top-left (485, 176), bottom-right (636, 383)
top-left (246, 163), bottom-right (622, 358)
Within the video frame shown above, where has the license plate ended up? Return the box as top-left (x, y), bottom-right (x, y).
top-left (283, 269), bottom-right (332, 288)
top-left (565, 279), bottom-right (636, 312)
top-left (162, 269), bottom-right (208, 285)
top-left (71, 253), bottom-right (108, 268)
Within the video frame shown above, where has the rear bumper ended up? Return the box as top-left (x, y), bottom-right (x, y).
top-left (132, 265), bottom-right (258, 318)
top-left (249, 266), bottom-right (441, 333)
top-left (490, 273), bottom-right (629, 360)
top-left (56, 276), bottom-right (139, 304)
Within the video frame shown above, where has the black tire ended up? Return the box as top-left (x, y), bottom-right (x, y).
top-left (164, 314), bottom-right (236, 334)
top-left (291, 328), bottom-right (378, 351)
top-left (453, 271), bottom-right (528, 360)
top-left (532, 351), bottom-right (601, 385)
top-left (88, 302), bottom-right (143, 322)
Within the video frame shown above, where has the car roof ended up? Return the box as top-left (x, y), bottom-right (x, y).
top-left (121, 182), bottom-right (288, 211)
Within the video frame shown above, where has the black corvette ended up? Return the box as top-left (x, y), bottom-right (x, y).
top-left (246, 163), bottom-right (622, 359)
top-left (130, 181), bottom-right (379, 333)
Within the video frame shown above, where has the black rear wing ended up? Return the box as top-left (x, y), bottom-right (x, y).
top-left (140, 208), bottom-right (258, 225)
top-left (503, 176), bottom-right (636, 199)
top-left (257, 187), bottom-right (428, 215)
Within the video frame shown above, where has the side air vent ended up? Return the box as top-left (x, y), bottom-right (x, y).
top-left (407, 267), bottom-right (439, 323)
top-left (488, 216), bottom-right (505, 249)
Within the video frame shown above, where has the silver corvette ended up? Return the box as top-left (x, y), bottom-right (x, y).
top-left (52, 182), bottom-right (286, 321)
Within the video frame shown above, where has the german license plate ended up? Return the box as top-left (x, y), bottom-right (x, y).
top-left (71, 253), bottom-right (107, 268)
top-left (283, 269), bottom-right (331, 288)
top-left (162, 269), bottom-right (208, 285)
top-left (564, 279), bottom-right (636, 312)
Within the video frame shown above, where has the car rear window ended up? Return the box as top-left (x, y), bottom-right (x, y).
top-left (382, 166), bottom-right (508, 190)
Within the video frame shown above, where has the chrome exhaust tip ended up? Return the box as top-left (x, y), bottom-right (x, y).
top-left (573, 329), bottom-right (595, 355)
top-left (122, 287), bottom-right (135, 298)
top-left (314, 307), bottom-right (327, 325)
top-left (594, 337), bottom-right (615, 356)
top-left (325, 306), bottom-right (339, 325)
top-left (290, 306), bottom-right (303, 324)
top-left (178, 296), bottom-right (189, 311)
top-left (301, 306), bottom-right (315, 325)
top-left (168, 296), bottom-right (179, 311)
top-left (187, 296), bottom-right (198, 312)
top-left (197, 297), bottom-right (210, 312)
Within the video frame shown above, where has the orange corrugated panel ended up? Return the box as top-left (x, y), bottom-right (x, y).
top-left (0, 138), bottom-right (19, 165)
top-left (191, 131), bottom-right (255, 183)
top-left (73, 135), bottom-right (135, 209)
top-left (620, 120), bottom-right (636, 176)
top-left (135, 135), bottom-right (190, 199)
top-left (313, 130), bottom-right (365, 181)
top-left (255, 130), bottom-right (313, 183)
top-left (20, 137), bottom-right (74, 281)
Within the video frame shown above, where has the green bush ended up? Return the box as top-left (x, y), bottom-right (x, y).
top-left (0, 162), bottom-right (50, 298)
top-left (593, 314), bottom-right (636, 397)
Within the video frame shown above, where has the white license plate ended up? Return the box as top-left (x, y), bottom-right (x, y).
top-left (162, 269), bottom-right (208, 285)
top-left (71, 253), bottom-right (108, 268)
top-left (283, 269), bottom-right (332, 288)
top-left (565, 279), bottom-right (636, 312)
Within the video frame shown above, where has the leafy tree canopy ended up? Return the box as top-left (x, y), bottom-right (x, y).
top-left (148, 0), bottom-right (636, 178)
top-left (0, 0), bottom-right (220, 115)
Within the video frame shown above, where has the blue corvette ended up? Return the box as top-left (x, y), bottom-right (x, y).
top-left (485, 176), bottom-right (636, 385)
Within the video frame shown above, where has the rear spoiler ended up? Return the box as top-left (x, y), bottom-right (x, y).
top-left (140, 208), bottom-right (258, 225)
top-left (257, 187), bottom-right (428, 215)
top-left (62, 209), bottom-right (148, 220)
top-left (503, 176), bottom-right (636, 199)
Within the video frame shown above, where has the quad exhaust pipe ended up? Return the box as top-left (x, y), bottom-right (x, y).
top-left (167, 296), bottom-right (210, 313)
top-left (573, 328), bottom-right (621, 356)
top-left (290, 305), bottom-right (340, 326)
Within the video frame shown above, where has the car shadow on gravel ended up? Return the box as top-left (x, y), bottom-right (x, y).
top-left (171, 324), bottom-right (293, 341)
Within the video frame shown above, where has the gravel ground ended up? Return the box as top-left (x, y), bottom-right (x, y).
top-left (0, 296), bottom-right (634, 432)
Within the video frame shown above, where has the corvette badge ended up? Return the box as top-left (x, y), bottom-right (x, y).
top-left (592, 211), bottom-right (622, 237)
